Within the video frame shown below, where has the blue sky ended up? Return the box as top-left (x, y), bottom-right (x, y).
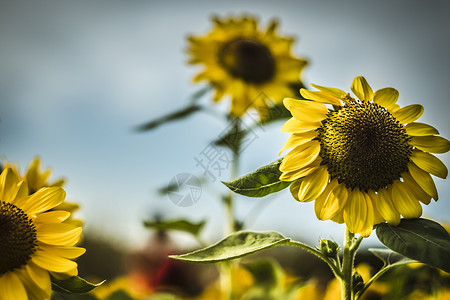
top-left (1, 0), bottom-right (449, 248)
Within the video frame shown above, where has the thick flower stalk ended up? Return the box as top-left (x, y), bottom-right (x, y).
top-left (0, 168), bottom-right (85, 299)
top-left (279, 76), bottom-right (449, 236)
top-left (187, 15), bottom-right (307, 118)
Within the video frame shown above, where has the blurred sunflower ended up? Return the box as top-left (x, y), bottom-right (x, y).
top-left (2, 157), bottom-right (82, 227)
top-left (187, 15), bottom-right (307, 118)
top-left (0, 168), bottom-right (85, 299)
top-left (279, 76), bottom-right (450, 236)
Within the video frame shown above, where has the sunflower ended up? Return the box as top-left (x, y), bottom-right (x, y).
top-left (2, 157), bottom-right (82, 227)
top-left (187, 15), bottom-right (307, 118)
top-left (279, 76), bottom-right (450, 236)
top-left (0, 167), bottom-right (85, 299)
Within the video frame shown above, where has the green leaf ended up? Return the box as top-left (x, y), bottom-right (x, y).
top-left (143, 219), bottom-right (206, 236)
top-left (169, 231), bottom-right (290, 263)
top-left (135, 104), bottom-right (202, 132)
top-left (368, 248), bottom-right (415, 265)
top-left (376, 218), bottom-right (450, 272)
top-left (51, 276), bottom-right (103, 294)
top-left (51, 292), bottom-right (98, 300)
top-left (222, 159), bottom-right (292, 197)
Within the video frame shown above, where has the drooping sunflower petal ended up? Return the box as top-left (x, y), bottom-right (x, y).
top-left (410, 150), bottom-right (448, 178)
top-left (360, 193), bottom-right (375, 237)
top-left (391, 180), bottom-right (422, 219)
top-left (377, 188), bottom-right (400, 226)
top-left (404, 122), bottom-right (439, 136)
top-left (372, 87), bottom-right (399, 109)
top-left (279, 131), bottom-right (318, 155)
top-left (402, 172), bottom-right (432, 205)
top-left (351, 76), bottom-right (373, 101)
top-left (296, 167), bottom-right (329, 202)
top-left (391, 104), bottom-right (424, 124)
top-left (408, 163), bottom-right (438, 200)
top-left (366, 190), bottom-right (385, 224)
top-left (310, 83), bottom-right (346, 99)
top-left (409, 136), bottom-right (450, 154)
top-left (25, 262), bottom-right (51, 294)
top-left (280, 141), bottom-right (320, 172)
top-left (300, 89), bottom-right (341, 106)
top-left (0, 272), bottom-right (28, 300)
top-left (315, 179), bottom-right (348, 220)
top-left (343, 188), bottom-right (367, 234)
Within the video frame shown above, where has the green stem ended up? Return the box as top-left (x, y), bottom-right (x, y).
top-left (225, 118), bottom-right (241, 235)
top-left (288, 241), bottom-right (342, 280)
top-left (220, 263), bottom-right (232, 300)
top-left (341, 228), bottom-right (355, 300)
top-left (355, 259), bottom-right (414, 300)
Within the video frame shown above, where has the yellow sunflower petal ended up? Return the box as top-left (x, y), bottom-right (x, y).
top-left (36, 223), bottom-right (82, 246)
top-left (360, 193), bottom-right (375, 237)
top-left (410, 150), bottom-right (448, 178)
top-left (280, 157), bottom-right (321, 181)
top-left (296, 167), bottom-right (329, 202)
top-left (20, 187), bottom-right (66, 216)
top-left (281, 117), bottom-right (321, 133)
top-left (315, 179), bottom-right (348, 220)
top-left (51, 267), bottom-right (78, 280)
top-left (0, 272), bottom-right (28, 300)
top-left (351, 76), bottom-right (373, 101)
top-left (391, 180), bottom-right (422, 219)
top-left (38, 244), bottom-right (86, 259)
top-left (280, 141), bottom-right (320, 172)
top-left (372, 87), bottom-right (399, 109)
top-left (34, 211), bottom-right (71, 224)
top-left (402, 172), bottom-right (432, 205)
top-left (0, 168), bottom-right (21, 203)
top-left (366, 190), bottom-right (385, 224)
top-left (391, 104), bottom-right (424, 124)
top-left (343, 188), bottom-right (367, 234)
top-left (32, 249), bottom-right (78, 273)
top-left (410, 136), bottom-right (450, 154)
top-left (377, 187), bottom-right (400, 225)
top-left (300, 89), bottom-right (341, 106)
top-left (25, 261), bottom-right (51, 294)
top-left (279, 131), bottom-right (318, 155)
top-left (283, 98), bottom-right (329, 122)
top-left (408, 163), bottom-right (438, 200)
top-left (310, 83), bottom-right (346, 99)
top-left (404, 122), bottom-right (439, 136)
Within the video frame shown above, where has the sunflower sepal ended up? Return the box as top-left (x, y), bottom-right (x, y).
top-left (375, 218), bottom-right (450, 273)
top-left (51, 275), bottom-right (104, 294)
top-left (222, 158), bottom-right (292, 197)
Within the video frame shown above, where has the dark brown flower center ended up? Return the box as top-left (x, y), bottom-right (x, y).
top-left (219, 38), bottom-right (275, 84)
top-left (318, 101), bottom-right (412, 192)
top-left (0, 201), bottom-right (37, 275)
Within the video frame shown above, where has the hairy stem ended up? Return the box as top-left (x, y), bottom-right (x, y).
top-left (341, 228), bottom-right (355, 300)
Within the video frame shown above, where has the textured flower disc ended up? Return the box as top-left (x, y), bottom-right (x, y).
top-left (319, 101), bottom-right (412, 191)
top-left (219, 38), bottom-right (275, 84)
top-left (0, 201), bottom-right (37, 275)
top-left (187, 15), bottom-right (307, 117)
top-left (279, 76), bottom-right (450, 236)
